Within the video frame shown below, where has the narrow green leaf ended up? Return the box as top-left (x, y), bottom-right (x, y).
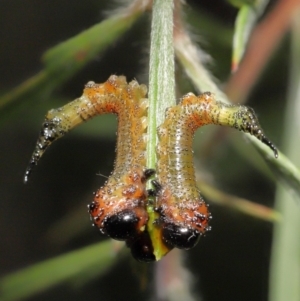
top-left (0, 71), bottom-right (52, 128)
top-left (0, 241), bottom-right (118, 301)
top-left (228, 0), bottom-right (258, 9)
top-left (43, 11), bottom-right (142, 82)
top-left (197, 179), bottom-right (281, 222)
top-left (0, 3), bottom-right (144, 118)
top-left (232, 0), bottom-right (269, 72)
top-left (269, 13), bottom-right (300, 301)
top-left (250, 136), bottom-right (300, 194)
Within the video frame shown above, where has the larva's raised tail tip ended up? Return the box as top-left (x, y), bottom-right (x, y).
top-left (23, 162), bottom-right (36, 184)
top-left (23, 173), bottom-right (29, 184)
top-left (262, 136), bottom-right (278, 159)
top-left (23, 171), bottom-right (30, 184)
top-left (23, 118), bottom-right (63, 184)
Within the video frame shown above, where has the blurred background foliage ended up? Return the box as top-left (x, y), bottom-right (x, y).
top-left (0, 0), bottom-right (299, 300)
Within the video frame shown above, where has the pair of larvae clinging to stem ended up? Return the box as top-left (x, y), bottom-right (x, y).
top-left (25, 75), bottom-right (278, 262)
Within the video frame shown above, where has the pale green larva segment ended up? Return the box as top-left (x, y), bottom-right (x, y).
top-left (156, 92), bottom-right (277, 250)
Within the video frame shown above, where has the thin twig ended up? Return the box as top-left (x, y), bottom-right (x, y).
top-left (197, 179), bottom-right (281, 223)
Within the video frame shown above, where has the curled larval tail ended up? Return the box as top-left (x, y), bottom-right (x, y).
top-left (181, 92), bottom-right (278, 158)
top-left (24, 105), bottom-right (79, 183)
top-left (23, 75), bottom-right (133, 183)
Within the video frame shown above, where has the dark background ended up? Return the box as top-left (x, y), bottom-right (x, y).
top-left (0, 0), bottom-right (286, 300)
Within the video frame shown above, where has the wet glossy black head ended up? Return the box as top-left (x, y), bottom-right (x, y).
top-left (129, 232), bottom-right (156, 262)
top-left (103, 209), bottom-right (139, 241)
top-left (162, 223), bottom-right (200, 250)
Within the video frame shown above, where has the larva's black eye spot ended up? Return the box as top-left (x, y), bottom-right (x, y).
top-left (103, 209), bottom-right (139, 241)
top-left (162, 223), bottom-right (200, 250)
top-left (128, 232), bottom-right (156, 262)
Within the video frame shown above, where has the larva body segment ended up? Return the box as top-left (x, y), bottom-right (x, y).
top-left (156, 104), bottom-right (211, 250)
top-left (88, 77), bottom-right (150, 240)
top-left (81, 76), bottom-right (150, 240)
top-left (89, 168), bottom-right (149, 240)
top-left (25, 75), bottom-right (151, 241)
top-left (180, 92), bottom-right (278, 157)
top-left (156, 92), bottom-right (278, 250)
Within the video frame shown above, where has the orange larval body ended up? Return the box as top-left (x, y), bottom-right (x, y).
top-left (83, 76), bottom-right (151, 240)
top-left (84, 76), bottom-right (150, 239)
top-left (25, 75), bottom-right (151, 241)
top-left (25, 75), bottom-right (278, 260)
top-left (156, 96), bottom-right (211, 250)
top-left (156, 92), bottom-right (277, 249)
top-left (89, 168), bottom-right (149, 240)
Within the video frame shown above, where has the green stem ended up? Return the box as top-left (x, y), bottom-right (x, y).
top-left (0, 241), bottom-right (120, 301)
top-left (147, 0), bottom-right (175, 170)
top-left (269, 10), bottom-right (300, 301)
top-left (147, 0), bottom-right (175, 260)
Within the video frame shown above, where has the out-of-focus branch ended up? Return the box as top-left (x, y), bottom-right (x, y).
top-left (231, 0), bottom-right (269, 72)
top-left (0, 0), bottom-right (151, 118)
top-left (225, 0), bottom-right (300, 103)
top-left (154, 249), bottom-right (197, 301)
top-left (174, 5), bottom-right (300, 198)
top-left (197, 179), bottom-right (281, 223)
top-left (269, 8), bottom-right (300, 301)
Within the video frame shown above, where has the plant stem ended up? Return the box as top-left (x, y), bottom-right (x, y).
top-left (147, 0), bottom-right (175, 260)
top-left (147, 0), bottom-right (175, 170)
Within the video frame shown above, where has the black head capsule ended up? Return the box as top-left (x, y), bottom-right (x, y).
top-left (162, 223), bottom-right (200, 250)
top-left (103, 209), bottom-right (139, 241)
top-left (128, 231), bottom-right (156, 262)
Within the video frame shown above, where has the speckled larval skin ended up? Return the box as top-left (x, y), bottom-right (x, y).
top-left (156, 92), bottom-right (277, 249)
top-left (25, 76), bottom-right (278, 257)
top-left (85, 76), bottom-right (149, 239)
top-left (25, 75), bottom-right (150, 240)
